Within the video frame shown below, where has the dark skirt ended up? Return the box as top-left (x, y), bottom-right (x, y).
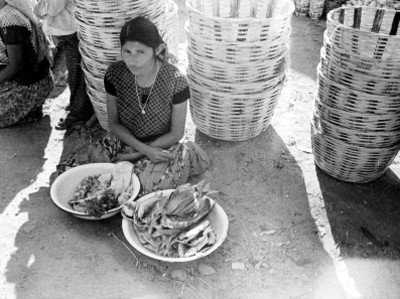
top-left (0, 72), bottom-right (54, 128)
top-left (57, 33), bottom-right (93, 121)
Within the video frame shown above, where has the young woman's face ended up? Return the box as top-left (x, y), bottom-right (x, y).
top-left (121, 41), bottom-right (156, 75)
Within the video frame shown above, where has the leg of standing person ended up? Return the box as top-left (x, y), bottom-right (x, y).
top-left (56, 33), bottom-right (94, 130)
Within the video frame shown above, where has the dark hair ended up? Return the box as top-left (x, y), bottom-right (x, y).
top-left (120, 16), bottom-right (163, 50)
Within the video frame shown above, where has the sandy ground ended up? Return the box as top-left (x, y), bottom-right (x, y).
top-left (1, 2), bottom-right (400, 299)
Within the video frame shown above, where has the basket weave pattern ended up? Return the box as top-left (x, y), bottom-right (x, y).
top-left (309, 0), bottom-right (325, 20)
top-left (185, 0), bottom-right (294, 141)
top-left (74, 0), bottom-right (179, 130)
top-left (295, 0), bottom-right (310, 15)
top-left (311, 6), bottom-right (400, 183)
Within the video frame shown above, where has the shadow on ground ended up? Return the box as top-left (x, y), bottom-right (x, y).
top-left (316, 166), bottom-right (400, 298)
top-left (0, 118), bottom-right (52, 214)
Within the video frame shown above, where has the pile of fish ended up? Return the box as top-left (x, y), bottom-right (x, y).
top-left (69, 162), bottom-right (137, 216)
top-left (122, 180), bottom-right (218, 258)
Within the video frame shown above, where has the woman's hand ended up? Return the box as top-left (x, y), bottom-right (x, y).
top-left (113, 152), bottom-right (143, 163)
top-left (146, 147), bottom-right (173, 164)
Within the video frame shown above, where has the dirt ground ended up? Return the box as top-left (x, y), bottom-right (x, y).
top-left (1, 2), bottom-right (400, 299)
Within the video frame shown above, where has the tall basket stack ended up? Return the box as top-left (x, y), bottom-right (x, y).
top-left (185, 0), bottom-right (294, 141)
top-left (74, 0), bottom-right (179, 130)
top-left (312, 6), bottom-right (400, 183)
top-left (309, 0), bottom-right (325, 20)
top-left (295, 0), bottom-right (310, 15)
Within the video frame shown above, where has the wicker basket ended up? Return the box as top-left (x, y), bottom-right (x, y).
top-left (187, 0), bottom-right (293, 18)
top-left (321, 36), bottom-right (400, 79)
top-left (189, 79), bottom-right (286, 141)
top-left (319, 60), bottom-right (400, 95)
top-left (294, 0), bottom-right (310, 15)
top-left (326, 7), bottom-right (400, 60)
top-left (311, 123), bottom-right (400, 183)
top-left (185, 0), bottom-right (293, 141)
top-left (87, 86), bottom-right (109, 130)
top-left (80, 49), bottom-right (112, 76)
top-left (187, 48), bottom-right (288, 83)
top-left (188, 67), bottom-right (286, 94)
top-left (186, 0), bottom-right (294, 41)
top-left (309, 0), bottom-right (325, 20)
top-left (74, 0), bottom-right (166, 14)
top-left (316, 69), bottom-right (400, 115)
top-left (185, 27), bottom-right (290, 69)
top-left (313, 95), bottom-right (400, 132)
top-left (312, 110), bottom-right (400, 148)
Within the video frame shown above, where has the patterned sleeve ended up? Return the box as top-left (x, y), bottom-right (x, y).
top-left (172, 72), bottom-right (190, 105)
top-left (1, 26), bottom-right (30, 45)
top-left (104, 64), bottom-right (117, 96)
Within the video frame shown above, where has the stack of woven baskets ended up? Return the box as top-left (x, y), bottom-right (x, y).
top-left (312, 6), bottom-right (400, 182)
top-left (74, 0), bottom-right (179, 130)
top-left (185, 0), bottom-right (294, 141)
top-left (295, 0), bottom-right (326, 19)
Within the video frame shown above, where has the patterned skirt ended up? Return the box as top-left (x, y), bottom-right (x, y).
top-left (0, 72), bottom-right (54, 128)
top-left (57, 136), bottom-right (210, 195)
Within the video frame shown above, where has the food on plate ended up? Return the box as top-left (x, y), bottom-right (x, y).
top-left (69, 162), bottom-right (137, 216)
top-left (122, 180), bottom-right (219, 258)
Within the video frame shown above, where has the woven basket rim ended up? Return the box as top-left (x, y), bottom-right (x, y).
top-left (327, 6), bottom-right (400, 39)
top-left (186, 0), bottom-right (295, 22)
top-left (184, 21), bottom-right (292, 42)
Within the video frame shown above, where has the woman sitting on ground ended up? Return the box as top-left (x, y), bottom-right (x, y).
top-left (0, 0), bottom-right (54, 128)
top-left (87, 16), bottom-right (210, 194)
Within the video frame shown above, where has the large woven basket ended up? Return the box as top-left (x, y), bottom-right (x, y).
top-left (189, 79), bottom-right (285, 141)
top-left (319, 59), bottom-right (400, 95)
top-left (313, 94), bottom-right (400, 132)
top-left (185, 27), bottom-right (290, 75)
top-left (74, 0), bottom-right (166, 14)
top-left (316, 69), bottom-right (400, 115)
top-left (186, 0), bottom-right (293, 141)
top-left (312, 109), bottom-right (400, 148)
top-left (186, 0), bottom-right (294, 41)
top-left (309, 0), bottom-right (325, 20)
top-left (187, 0), bottom-right (293, 18)
top-left (80, 50), bottom-right (111, 76)
top-left (321, 36), bottom-right (400, 79)
top-left (311, 123), bottom-right (400, 183)
top-left (187, 48), bottom-right (288, 84)
top-left (294, 0), bottom-right (310, 15)
top-left (326, 7), bottom-right (400, 60)
top-left (79, 36), bottom-right (121, 63)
